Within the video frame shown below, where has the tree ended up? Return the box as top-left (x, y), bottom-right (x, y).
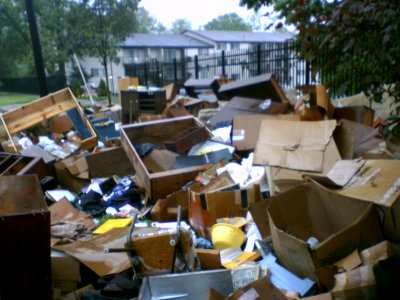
top-left (0, 0), bottom-right (34, 77)
top-left (85, 0), bottom-right (139, 105)
top-left (240, 0), bottom-right (400, 138)
top-left (204, 13), bottom-right (252, 31)
top-left (171, 18), bottom-right (192, 34)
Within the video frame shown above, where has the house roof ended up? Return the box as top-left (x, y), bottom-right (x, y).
top-left (120, 33), bottom-right (212, 48)
top-left (183, 30), bottom-right (295, 43)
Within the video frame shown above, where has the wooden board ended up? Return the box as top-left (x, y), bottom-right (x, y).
top-left (86, 147), bottom-right (134, 178)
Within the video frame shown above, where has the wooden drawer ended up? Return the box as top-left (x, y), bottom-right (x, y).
top-left (0, 88), bottom-right (97, 152)
top-left (121, 116), bottom-right (211, 202)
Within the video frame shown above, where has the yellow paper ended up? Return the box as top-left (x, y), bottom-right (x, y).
top-left (93, 218), bottom-right (132, 234)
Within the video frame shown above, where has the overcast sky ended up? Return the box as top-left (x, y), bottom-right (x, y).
top-left (140, 0), bottom-right (258, 30)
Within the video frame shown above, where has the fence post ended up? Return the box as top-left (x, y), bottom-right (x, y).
top-left (194, 55), bottom-right (199, 79)
top-left (222, 50), bottom-right (226, 78)
top-left (173, 58), bottom-right (178, 82)
top-left (144, 63), bottom-right (148, 89)
top-left (156, 59), bottom-right (161, 86)
top-left (305, 60), bottom-right (310, 85)
top-left (257, 44), bottom-right (261, 75)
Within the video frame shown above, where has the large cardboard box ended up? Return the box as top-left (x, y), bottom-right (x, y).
top-left (0, 88), bottom-right (97, 152)
top-left (333, 160), bottom-right (400, 241)
top-left (268, 181), bottom-right (384, 280)
top-left (189, 183), bottom-right (261, 238)
top-left (120, 116), bottom-right (212, 202)
top-left (51, 250), bottom-right (81, 294)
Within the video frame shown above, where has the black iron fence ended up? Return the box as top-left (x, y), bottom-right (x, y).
top-left (0, 75), bottom-right (66, 95)
top-left (125, 40), bottom-right (365, 99)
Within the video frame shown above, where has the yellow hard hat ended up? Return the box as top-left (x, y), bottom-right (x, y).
top-left (210, 223), bottom-right (246, 250)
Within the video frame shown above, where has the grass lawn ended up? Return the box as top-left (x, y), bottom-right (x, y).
top-left (0, 92), bottom-right (39, 105)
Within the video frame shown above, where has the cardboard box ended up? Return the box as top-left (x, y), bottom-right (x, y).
top-left (118, 76), bottom-right (139, 92)
top-left (333, 119), bottom-right (383, 159)
top-left (268, 181), bottom-right (384, 280)
top-left (331, 265), bottom-right (377, 299)
top-left (51, 250), bottom-right (81, 294)
top-left (333, 160), bottom-right (400, 241)
top-left (254, 119), bottom-right (337, 172)
top-left (333, 105), bottom-right (375, 127)
top-left (218, 73), bottom-right (289, 103)
top-left (189, 183), bottom-right (261, 238)
top-left (120, 116), bottom-right (212, 202)
top-left (0, 88), bottom-right (97, 152)
top-left (296, 84), bottom-right (335, 119)
top-left (207, 277), bottom-right (287, 300)
top-left (54, 158), bottom-right (90, 193)
top-left (151, 189), bottom-right (189, 222)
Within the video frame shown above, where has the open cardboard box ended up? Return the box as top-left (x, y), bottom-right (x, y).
top-left (0, 88), bottom-right (97, 153)
top-left (332, 159), bottom-right (400, 241)
top-left (267, 181), bottom-right (384, 280)
top-left (120, 115), bottom-right (212, 202)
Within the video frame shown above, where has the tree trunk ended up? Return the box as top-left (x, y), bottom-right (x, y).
top-left (102, 55), bottom-right (111, 106)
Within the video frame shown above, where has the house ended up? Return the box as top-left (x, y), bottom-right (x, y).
top-left (182, 30), bottom-right (294, 55)
top-left (67, 30), bottom-right (294, 93)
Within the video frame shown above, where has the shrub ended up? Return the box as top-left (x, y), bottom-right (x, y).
top-left (97, 78), bottom-right (108, 98)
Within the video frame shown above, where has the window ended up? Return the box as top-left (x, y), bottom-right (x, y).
top-left (91, 68), bottom-right (105, 77)
top-left (231, 43), bottom-right (240, 50)
top-left (198, 48), bottom-right (209, 56)
top-left (217, 42), bottom-right (227, 50)
top-left (164, 49), bottom-right (177, 62)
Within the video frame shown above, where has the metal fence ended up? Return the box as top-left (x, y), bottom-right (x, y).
top-left (0, 75), bottom-right (66, 94)
top-left (125, 40), bottom-right (365, 99)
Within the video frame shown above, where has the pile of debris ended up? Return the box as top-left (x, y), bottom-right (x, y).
top-left (0, 73), bottom-right (399, 300)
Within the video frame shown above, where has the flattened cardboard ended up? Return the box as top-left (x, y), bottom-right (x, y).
top-left (53, 227), bottom-right (131, 277)
top-left (334, 160), bottom-right (400, 241)
top-left (333, 105), bottom-right (375, 127)
top-left (268, 181), bottom-right (383, 280)
top-left (303, 159), bottom-right (365, 188)
top-left (208, 96), bottom-right (289, 128)
top-left (254, 119), bottom-right (337, 172)
top-left (232, 114), bottom-right (300, 151)
top-left (49, 198), bottom-right (94, 229)
top-left (272, 137), bottom-right (341, 193)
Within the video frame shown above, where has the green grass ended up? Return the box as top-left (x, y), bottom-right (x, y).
top-left (0, 92), bottom-right (39, 105)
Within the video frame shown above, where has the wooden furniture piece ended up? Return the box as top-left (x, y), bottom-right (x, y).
top-left (121, 115), bottom-right (211, 202)
top-left (120, 90), bottom-right (167, 124)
